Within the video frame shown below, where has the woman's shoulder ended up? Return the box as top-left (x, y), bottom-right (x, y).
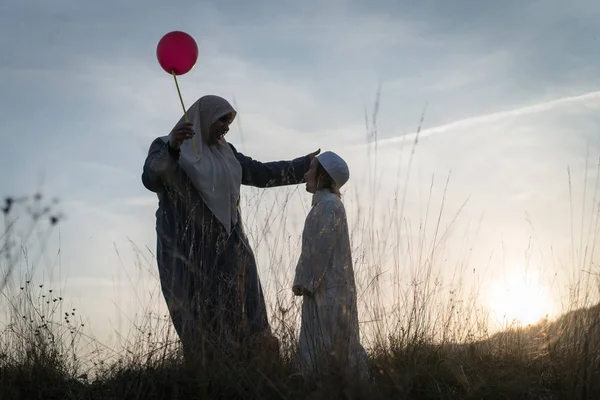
top-left (226, 142), bottom-right (238, 153)
top-left (148, 136), bottom-right (169, 150)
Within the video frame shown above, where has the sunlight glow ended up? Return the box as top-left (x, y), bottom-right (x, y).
top-left (487, 268), bottom-right (555, 327)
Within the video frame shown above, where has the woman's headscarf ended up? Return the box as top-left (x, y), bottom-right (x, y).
top-left (161, 95), bottom-right (242, 234)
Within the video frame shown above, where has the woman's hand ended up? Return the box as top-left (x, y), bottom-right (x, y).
top-left (168, 122), bottom-right (195, 150)
top-left (307, 149), bottom-right (321, 161)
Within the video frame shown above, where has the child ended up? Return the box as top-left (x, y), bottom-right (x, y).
top-left (293, 151), bottom-right (368, 379)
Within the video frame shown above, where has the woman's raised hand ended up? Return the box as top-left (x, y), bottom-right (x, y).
top-left (168, 122), bottom-right (195, 150)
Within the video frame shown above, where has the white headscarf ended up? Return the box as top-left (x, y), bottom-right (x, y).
top-left (160, 95), bottom-right (242, 234)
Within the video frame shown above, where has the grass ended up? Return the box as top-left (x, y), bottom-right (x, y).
top-left (1, 109), bottom-right (599, 399)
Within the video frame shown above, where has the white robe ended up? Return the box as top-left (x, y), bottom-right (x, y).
top-left (293, 189), bottom-right (368, 378)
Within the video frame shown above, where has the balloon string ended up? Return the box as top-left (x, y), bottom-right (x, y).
top-left (172, 70), bottom-right (198, 158)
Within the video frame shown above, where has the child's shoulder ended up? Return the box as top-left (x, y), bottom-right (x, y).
top-left (310, 195), bottom-right (345, 219)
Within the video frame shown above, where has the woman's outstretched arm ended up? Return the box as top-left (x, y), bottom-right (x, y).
top-left (228, 143), bottom-right (317, 188)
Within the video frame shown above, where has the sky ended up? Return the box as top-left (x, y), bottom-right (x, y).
top-left (1, 0), bottom-right (600, 349)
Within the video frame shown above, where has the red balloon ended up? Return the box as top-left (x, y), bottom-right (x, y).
top-left (156, 31), bottom-right (198, 75)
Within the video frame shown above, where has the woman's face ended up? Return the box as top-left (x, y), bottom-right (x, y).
top-left (304, 159), bottom-right (319, 194)
top-left (205, 113), bottom-right (233, 145)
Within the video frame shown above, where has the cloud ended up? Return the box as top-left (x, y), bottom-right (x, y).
top-left (357, 89), bottom-right (600, 148)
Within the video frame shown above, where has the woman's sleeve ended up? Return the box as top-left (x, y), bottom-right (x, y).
top-left (228, 143), bottom-right (310, 188)
top-left (141, 138), bottom-right (180, 193)
top-left (293, 201), bottom-right (340, 295)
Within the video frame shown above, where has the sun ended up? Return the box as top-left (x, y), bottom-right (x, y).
top-left (487, 268), bottom-right (555, 327)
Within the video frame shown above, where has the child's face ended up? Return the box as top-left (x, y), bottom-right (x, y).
top-left (304, 159), bottom-right (319, 194)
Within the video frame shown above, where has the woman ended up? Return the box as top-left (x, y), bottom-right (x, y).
top-left (292, 151), bottom-right (368, 379)
top-left (142, 95), bottom-right (319, 359)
